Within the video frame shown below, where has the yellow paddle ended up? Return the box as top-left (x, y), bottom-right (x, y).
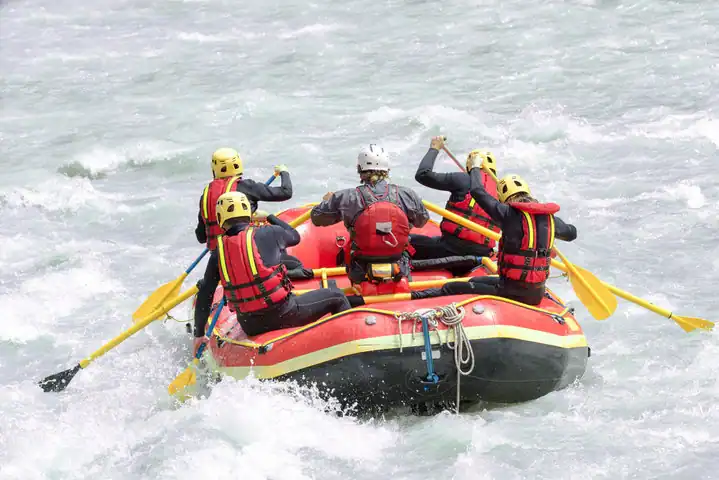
top-left (168, 296), bottom-right (226, 398)
top-left (551, 261), bottom-right (713, 333)
top-left (133, 249), bottom-right (209, 323)
top-left (39, 285), bottom-right (200, 392)
top-left (423, 200), bottom-right (712, 331)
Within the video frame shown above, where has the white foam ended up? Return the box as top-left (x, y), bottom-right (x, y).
top-left (0, 260), bottom-right (124, 343)
top-left (630, 114), bottom-right (719, 147)
top-left (279, 24), bottom-right (344, 40)
top-left (664, 181), bottom-right (706, 209)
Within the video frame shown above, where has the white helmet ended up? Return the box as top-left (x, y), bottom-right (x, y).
top-left (357, 144), bottom-right (390, 172)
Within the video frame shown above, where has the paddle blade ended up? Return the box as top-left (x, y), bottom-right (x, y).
top-left (39, 364), bottom-right (81, 392)
top-left (568, 265), bottom-right (618, 320)
top-left (168, 359), bottom-right (200, 397)
top-left (132, 277), bottom-right (183, 322)
top-left (673, 315), bottom-right (714, 333)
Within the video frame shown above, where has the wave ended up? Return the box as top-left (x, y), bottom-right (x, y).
top-left (629, 114), bottom-right (719, 147)
top-left (0, 177), bottom-right (128, 213)
top-left (57, 142), bottom-right (191, 179)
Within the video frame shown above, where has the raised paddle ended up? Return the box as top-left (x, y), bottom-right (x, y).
top-left (39, 285), bottom-right (200, 392)
top-left (132, 174), bottom-right (278, 323)
top-left (168, 296), bottom-right (226, 398)
top-left (133, 249), bottom-right (209, 322)
top-left (423, 200), bottom-right (616, 320)
top-left (440, 147), bottom-right (617, 320)
top-left (424, 200), bottom-right (712, 331)
top-left (441, 144), bottom-right (465, 172)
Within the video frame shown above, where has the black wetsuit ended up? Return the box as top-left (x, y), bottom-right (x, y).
top-left (412, 168), bottom-right (578, 306)
top-left (410, 148), bottom-right (494, 259)
top-left (194, 215), bottom-right (350, 338)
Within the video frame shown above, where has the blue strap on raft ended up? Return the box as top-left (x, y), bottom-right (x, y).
top-left (421, 313), bottom-right (439, 387)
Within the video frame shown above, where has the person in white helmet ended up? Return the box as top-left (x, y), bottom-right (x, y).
top-left (311, 144), bottom-right (429, 298)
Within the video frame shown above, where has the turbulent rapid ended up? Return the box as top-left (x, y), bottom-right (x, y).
top-left (1, 0), bottom-right (717, 479)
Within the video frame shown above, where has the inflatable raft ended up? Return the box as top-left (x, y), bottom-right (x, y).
top-left (196, 205), bottom-right (590, 414)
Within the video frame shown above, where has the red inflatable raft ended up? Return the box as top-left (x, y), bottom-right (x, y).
top-left (196, 205), bottom-right (589, 414)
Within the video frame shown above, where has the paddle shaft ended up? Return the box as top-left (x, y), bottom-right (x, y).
top-left (294, 276), bottom-right (476, 295)
top-left (288, 208), bottom-right (312, 228)
top-left (186, 248), bottom-right (210, 274)
top-left (442, 146), bottom-right (465, 171)
top-left (196, 296), bottom-right (225, 358)
top-left (80, 285), bottom-right (199, 368)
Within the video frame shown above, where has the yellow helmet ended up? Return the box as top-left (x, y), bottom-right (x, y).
top-left (211, 148), bottom-right (244, 179)
top-left (216, 191), bottom-right (252, 227)
top-left (497, 174), bottom-right (531, 203)
top-left (466, 149), bottom-right (497, 177)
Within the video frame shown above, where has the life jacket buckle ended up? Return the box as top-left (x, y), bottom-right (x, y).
top-left (368, 263), bottom-right (396, 282)
top-left (335, 235), bottom-right (347, 248)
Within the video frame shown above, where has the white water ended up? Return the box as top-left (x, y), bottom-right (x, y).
top-left (1, 0), bottom-right (717, 478)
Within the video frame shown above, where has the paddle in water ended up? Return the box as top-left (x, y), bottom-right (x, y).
top-left (39, 285), bottom-right (200, 392)
top-left (168, 296), bottom-right (226, 398)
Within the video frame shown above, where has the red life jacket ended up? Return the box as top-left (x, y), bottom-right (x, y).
top-left (350, 184), bottom-right (410, 262)
top-left (200, 176), bottom-right (240, 250)
top-left (440, 172), bottom-right (500, 247)
top-left (498, 201), bottom-right (560, 286)
top-left (216, 227), bottom-right (292, 314)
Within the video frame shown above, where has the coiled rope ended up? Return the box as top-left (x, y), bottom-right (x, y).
top-left (435, 304), bottom-right (474, 414)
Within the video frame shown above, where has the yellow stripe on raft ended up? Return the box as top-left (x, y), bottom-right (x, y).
top-left (206, 325), bottom-right (588, 380)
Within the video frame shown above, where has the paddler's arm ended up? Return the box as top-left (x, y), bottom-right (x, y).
top-left (468, 167), bottom-right (512, 226)
top-left (266, 214), bottom-right (301, 247)
top-left (195, 195), bottom-right (208, 244)
top-left (310, 191), bottom-right (344, 227)
top-left (238, 170), bottom-right (293, 202)
top-left (554, 216), bottom-right (578, 242)
top-left (414, 147), bottom-right (469, 194)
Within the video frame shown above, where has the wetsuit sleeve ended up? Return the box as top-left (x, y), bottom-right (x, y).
top-left (402, 188), bottom-right (430, 228)
top-left (195, 195), bottom-right (207, 244)
top-left (554, 216), bottom-right (578, 242)
top-left (237, 173), bottom-right (293, 202)
top-left (469, 168), bottom-right (513, 226)
top-left (310, 191), bottom-right (344, 226)
top-left (414, 148), bottom-right (469, 193)
top-left (267, 214), bottom-right (301, 247)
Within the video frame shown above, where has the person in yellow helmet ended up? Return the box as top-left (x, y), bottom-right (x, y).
top-left (193, 192), bottom-right (351, 352)
top-left (412, 164), bottom-right (578, 306)
top-left (193, 148), bottom-right (294, 343)
top-left (411, 136), bottom-right (501, 270)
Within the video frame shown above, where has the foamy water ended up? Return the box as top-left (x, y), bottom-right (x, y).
top-left (1, 0), bottom-right (717, 478)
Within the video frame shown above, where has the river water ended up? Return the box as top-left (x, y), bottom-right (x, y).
top-left (1, 0), bottom-right (717, 478)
